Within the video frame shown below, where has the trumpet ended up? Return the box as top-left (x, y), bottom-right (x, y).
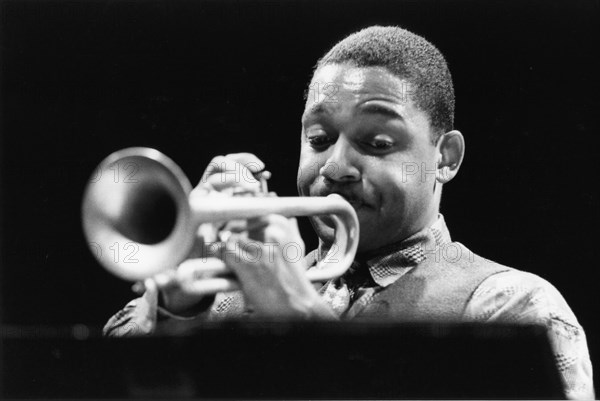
top-left (82, 147), bottom-right (359, 295)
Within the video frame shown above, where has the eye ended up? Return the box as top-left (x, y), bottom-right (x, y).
top-left (364, 135), bottom-right (394, 152)
top-left (306, 129), bottom-right (334, 149)
top-left (370, 140), bottom-right (393, 149)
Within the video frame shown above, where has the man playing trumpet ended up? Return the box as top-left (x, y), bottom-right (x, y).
top-left (103, 26), bottom-right (594, 398)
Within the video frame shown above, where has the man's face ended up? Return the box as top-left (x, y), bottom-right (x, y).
top-left (297, 63), bottom-right (440, 253)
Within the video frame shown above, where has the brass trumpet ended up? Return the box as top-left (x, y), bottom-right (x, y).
top-left (82, 147), bottom-right (359, 295)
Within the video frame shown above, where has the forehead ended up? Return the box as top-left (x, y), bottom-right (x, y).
top-left (303, 64), bottom-right (416, 119)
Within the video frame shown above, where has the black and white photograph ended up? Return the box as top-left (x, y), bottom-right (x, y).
top-left (0, 0), bottom-right (598, 398)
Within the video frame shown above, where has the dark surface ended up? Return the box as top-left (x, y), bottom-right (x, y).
top-left (2, 322), bottom-right (564, 399)
top-left (0, 0), bottom-right (598, 396)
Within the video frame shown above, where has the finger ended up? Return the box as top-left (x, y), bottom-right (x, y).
top-left (199, 155), bottom-right (262, 187)
top-left (187, 234), bottom-right (210, 258)
top-left (153, 269), bottom-right (178, 290)
top-left (262, 215), bottom-right (296, 244)
top-left (131, 281), bottom-right (146, 295)
top-left (177, 258), bottom-right (235, 295)
top-left (223, 233), bottom-right (266, 267)
top-left (205, 173), bottom-right (260, 193)
top-left (243, 215), bottom-right (302, 244)
top-left (219, 215), bottom-right (289, 243)
top-left (245, 216), bottom-right (270, 242)
top-left (221, 219), bottom-right (250, 233)
top-left (230, 234), bottom-right (263, 260)
top-left (132, 272), bottom-right (177, 294)
top-left (224, 236), bottom-right (265, 280)
top-left (224, 235), bottom-right (307, 295)
top-left (288, 217), bottom-right (303, 241)
top-left (176, 258), bottom-right (229, 283)
top-left (224, 153), bottom-right (265, 173)
top-left (142, 278), bottom-right (159, 309)
top-left (244, 214), bottom-right (289, 231)
top-left (202, 240), bottom-right (226, 259)
top-left (244, 216), bottom-right (271, 232)
top-left (262, 216), bottom-right (305, 257)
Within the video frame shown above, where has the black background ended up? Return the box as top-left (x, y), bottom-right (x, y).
top-left (1, 0), bottom-right (598, 391)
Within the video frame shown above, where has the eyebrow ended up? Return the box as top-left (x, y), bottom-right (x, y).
top-left (301, 102), bottom-right (333, 123)
top-left (357, 103), bottom-right (404, 120)
top-left (302, 101), bottom-right (405, 123)
top-left (304, 102), bottom-right (329, 116)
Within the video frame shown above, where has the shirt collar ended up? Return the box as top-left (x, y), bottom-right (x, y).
top-left (316, 214), bottom-right (452, 288)
top-left (368, 214), bottom-right (451, 287)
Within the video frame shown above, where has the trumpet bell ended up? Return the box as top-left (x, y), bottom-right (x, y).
top-left (82, 148), bottom-right (196, 281)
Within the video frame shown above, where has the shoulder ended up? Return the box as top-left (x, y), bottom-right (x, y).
top-left (466, 269), bottom-right (580, 326)
top-left (465, 268), bottom-right (595, 399)
top-left (456, 244), bottom-right (583, 332)
top-left (450, 244), bottom-right (574, 325)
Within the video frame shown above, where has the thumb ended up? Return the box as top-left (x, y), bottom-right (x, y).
top-left (142, 278), bottom-right (159, 315)
top-left (225, 153), bottom-right (265, 173)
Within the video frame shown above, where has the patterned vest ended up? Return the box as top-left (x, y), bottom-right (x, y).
top-left (347, 243), bottom-right (512, 321)
top-left (304, 242), bottom-right (512, 321)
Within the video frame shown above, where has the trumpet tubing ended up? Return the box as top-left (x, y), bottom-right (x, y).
top-left (81, 147), bottom-right (359, 294)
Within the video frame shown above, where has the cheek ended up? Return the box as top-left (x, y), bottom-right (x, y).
top-left (378, 178), bottom-right (407, 216)
top-left (297, 151), bottom-right (323, 195)
top-left (387, 157), bottom-right (436, 191)
top-left (365, 162), bottom-right (405, 201)
top-left (368, 164), bottom-right (426, 221)
top-left (385, 167), bottom-right (434, 219)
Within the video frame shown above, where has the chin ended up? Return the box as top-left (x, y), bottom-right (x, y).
top-left (356, 239), bottom-right (382, 254)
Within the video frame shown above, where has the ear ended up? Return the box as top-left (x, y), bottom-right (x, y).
top-left (435, 130), bottom-right (465, 184)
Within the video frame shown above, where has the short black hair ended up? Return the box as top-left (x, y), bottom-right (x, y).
top-left (314, 26), bottom-right (455, 138)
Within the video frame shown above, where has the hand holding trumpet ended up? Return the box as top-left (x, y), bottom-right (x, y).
top-left (85, 148), bottom-right (357, 322)
top-left (152, 153), bottom-right (333, 318)
top-left (140, 152), bottom-right (268, 317)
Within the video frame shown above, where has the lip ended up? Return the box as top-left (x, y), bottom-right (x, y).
top-left (317, 193), bottom-right (366, 230)
top-left (321, 191), bottom-right (367, 209)
top-left (341, 197), bottom-right (363, 208)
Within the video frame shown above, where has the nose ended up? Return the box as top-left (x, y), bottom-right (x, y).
top-left (320, 136), bottom-right (361, 183)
